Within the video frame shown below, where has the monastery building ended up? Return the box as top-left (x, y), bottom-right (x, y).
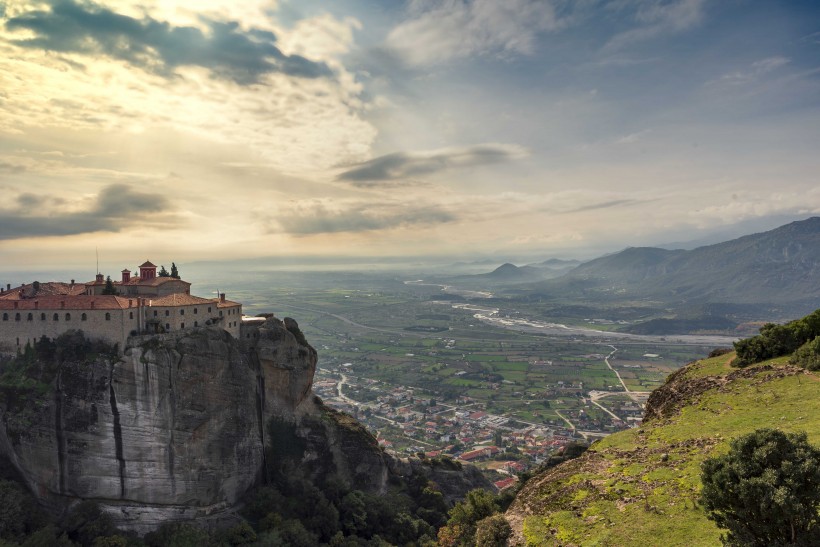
top-left (0, 261), bottom-right (242, 354)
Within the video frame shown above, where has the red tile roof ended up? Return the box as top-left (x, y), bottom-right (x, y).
top-left (0, 295), bottom-right (136, 310)
top-left (139, 261), bottom-right (156, 268)
top-left (148, 294), bottom-right (215, 306)
top-left (0, 282), bottom-right (86, 300)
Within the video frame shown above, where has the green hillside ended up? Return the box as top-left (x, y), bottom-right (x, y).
top-left (506, 352), bottom-right (820, 546)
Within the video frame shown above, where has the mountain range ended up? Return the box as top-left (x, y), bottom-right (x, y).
top-left (472, 217), bottom-right (820, 333)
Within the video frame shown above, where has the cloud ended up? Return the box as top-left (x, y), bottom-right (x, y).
top-left (603, 0), bottom-right (706, 52)
top-left (717, 56), bottom-right (790, 86)
top-left (4, 0), bottom-right (331, 84)
top-left (385, 0), bottom-right (564, 66)
top-left (0, 184), bottom-right (174, 240)
top-left (269, 199), bottom-right (457, 235)
top-left (337, 144), bottom-right (528, 185)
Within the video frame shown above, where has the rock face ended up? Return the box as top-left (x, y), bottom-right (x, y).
top-left (0, 317), bottom-right (491, 534)
top-left (0, 318), bottom-right (322, 532)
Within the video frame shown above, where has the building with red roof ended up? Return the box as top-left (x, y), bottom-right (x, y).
top-left (0, 261), bottom-right (242, 354)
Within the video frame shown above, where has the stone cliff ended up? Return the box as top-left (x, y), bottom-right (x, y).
top-left (0, 317), bottom-right (490, 533)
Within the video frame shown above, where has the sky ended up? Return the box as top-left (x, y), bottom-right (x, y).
top-left (1, 0), bottom-right (819, 272)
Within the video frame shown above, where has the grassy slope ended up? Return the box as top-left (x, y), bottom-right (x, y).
top-left (507, 352), bottom-right (820, 546)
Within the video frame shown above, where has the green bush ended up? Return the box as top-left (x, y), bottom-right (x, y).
top-left (790, 335), bottom-right (820, 371)
top-left (733, 309), bottom-right (820, 367)
top-left (701, 428), bottom-right (820, 546)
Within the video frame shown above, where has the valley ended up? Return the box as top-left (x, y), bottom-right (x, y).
top-left (213, 269), bottom-right (730, 482)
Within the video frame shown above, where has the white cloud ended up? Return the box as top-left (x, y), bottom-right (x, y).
top-left (604, 0), bottom-right (706, 52)
top-left (386, 0), bottom-right (563, 66)
top-left (718, 56), bottom-right (790, 86)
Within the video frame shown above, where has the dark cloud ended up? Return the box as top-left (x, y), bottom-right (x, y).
top-left (273, 202), bottom-right (456, 235)
top-left (337, 144), bottom-right (527, 185)
top-left (4, 0), bottom-right (331, 84)
top-left (0, 184), bottom-right (172, 240)
top-left (0, 162), bottom-right (26, 174)
top-left (563, 199), bottom-right (641, 213)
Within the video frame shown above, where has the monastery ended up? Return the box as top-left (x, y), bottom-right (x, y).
top-left (0, 261), bottom-right (242, 354)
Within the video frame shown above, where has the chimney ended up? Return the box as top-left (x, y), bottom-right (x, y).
top-left (220, 293), bottom-right (226, 303)
top-left (70, 279), bottom-right (75, 286)
top-left (96, 273), bottom-right (104, 283)
top-left (129, 299), bottom-right (133, 308)
top-left (5, 283), bottom-right (9, 291)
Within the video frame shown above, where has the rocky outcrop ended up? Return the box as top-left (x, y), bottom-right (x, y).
top-left (0, 318), bottom-right (320, 533)
top-left (0, 317), bottom-right (489, 534)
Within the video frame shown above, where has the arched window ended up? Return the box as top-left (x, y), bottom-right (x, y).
top-left (27, 313), bottom-right (33, 321)
top-left (180, 309), bottom-right (184, 316)
top-left (65, 313), bottom-right (71, 320)
top-left (41, 313), bottom-right (46, 320)
top-left (53, 313), bottom-right (58, 321)
top-left (165, 310), bottom-right (169, 317)
top-left (82, 313), bottom-right (87, 321)
top-left (15, 313), bottom-right (21, 321)
top-left (105, 312), bottom-right (111, 321)
top-left (1, 313), bottom-right (7, 321)
top-left (165, 323), bottom-right (170, 331)
top-left (194, 321), bottom-right (198, 327)
top-left (194, 308), bottom-right (198, 314)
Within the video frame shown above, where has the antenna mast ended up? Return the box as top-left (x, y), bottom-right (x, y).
top-left (96, 247), bottom-right (99, 274)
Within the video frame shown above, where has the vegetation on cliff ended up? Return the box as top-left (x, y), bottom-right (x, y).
top-left (506, 315), bottom-right (820, 546)
top-left (733, 309), bottom-right (820, 368)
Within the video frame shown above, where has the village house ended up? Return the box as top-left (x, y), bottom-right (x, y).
top-left (0, 261), bottom-right (242, 354)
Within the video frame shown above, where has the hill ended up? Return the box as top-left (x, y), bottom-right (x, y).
top-left (505, 351), bottom-right (820, 545)
top-left (538, 217), bottom-right (820, 306)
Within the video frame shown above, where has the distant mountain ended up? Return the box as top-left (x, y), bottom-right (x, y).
top-left (526, 258), bottom-right (582, 269)
top-left (535, 217), bottom-right (820, 307)
top-left (479, 262), bottom-right (545, 282)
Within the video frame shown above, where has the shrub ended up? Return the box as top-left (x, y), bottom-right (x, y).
top-left (790, 336), bottom-right (820, 371)
top-left (700, 428), bottom-right (820, 546)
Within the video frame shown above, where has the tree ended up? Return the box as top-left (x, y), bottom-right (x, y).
top-left (158, 265), bottom-right (170, 277)
top-left (700, 428), bottom-right (820, 546)
top-left (170, 262), bottom-right (179, 279)
top-left (475, 515), bottom-right (512, 547)
top-left (101, 276), bottom-right (118, 295)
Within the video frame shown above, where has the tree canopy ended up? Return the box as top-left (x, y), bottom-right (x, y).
top-left (700, 428), bottom-right (820, 546)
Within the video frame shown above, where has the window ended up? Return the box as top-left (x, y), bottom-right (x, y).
top-left (180, 309), bottom-right (184, 316)
top-left (129, 312), bottom-right (133, 319)
top-left (41, 313), bottom-right (46, 321)
top-left (27, 313), bottom-right (33, 321)
top-left (65, 313), bottom-right (71, 321)
top-left (165, 323), bottom-right (170, 331)
top-left (165, 310), bottom-right (169, 317)
top-left (82, 313), bottom-right (87, 321)
top-left (1, 313), bottom-right (6, 321)
top-left (194, 308), bottom-right (198, 314)
top-left (153, 310), bottom-right (158, 317)
top-left (219, 311), bottom-right (223, 317)
top-left (208, 307), bottom-right (212, 313)
top-left (194, 321), bottom-right (198, 327)
top-left (180, 323), bottom-right (185, 329)
top-left (105, 313), bottom-right (111, 321)
top-left (53, 313), bottom-right (58, 321)
top-left (15, 313), bottom-right (20, 321)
